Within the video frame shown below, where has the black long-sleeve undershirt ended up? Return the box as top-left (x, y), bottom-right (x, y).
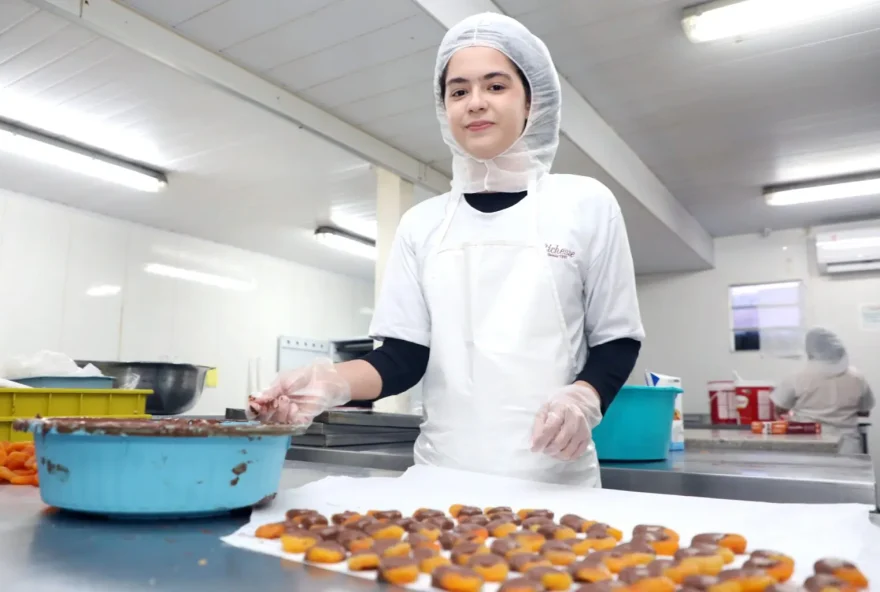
top-left (362, 190), bottom-right (641, 414)
top-left (363, 337), bottom-right (640, 414)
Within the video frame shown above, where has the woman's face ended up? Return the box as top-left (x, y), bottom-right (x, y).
top-left (443, 46), bottom-right (530, 161)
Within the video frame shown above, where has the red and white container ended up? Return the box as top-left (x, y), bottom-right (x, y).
top-left (733, 377), bottom-right (777, 424)
top-left (708, 380), bottom-right (737, 424)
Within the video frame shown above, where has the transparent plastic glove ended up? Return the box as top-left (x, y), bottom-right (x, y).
top-left (530, 383), bottom-right (602, 461)
top-left (246, 358), bottom-right (351, 427)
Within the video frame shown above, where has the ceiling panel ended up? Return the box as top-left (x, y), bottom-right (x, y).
top-left (360, 105), bottom-right (437, 142)
top-left (0, 7), bottom-right (67, 59)
top-left (116, 0), bottom-right (453, 197)
top-left (110, 0), bottom-right (880, 251)
top-left (117, 0), bottom-right (226, 27)
top-left (502, 0), bottom-right (671, 36)
top-left (299, 47), bottom-right (436, 110)
top-left (0, 1), bottom-right (397, 279)
top-left (171, 0), bottom-right (331, 50)
top-left (370, 115), bottom-right (448, 164)
top-left (332, 85), bottom-right (436, 127)
top-left (268, 13), bottom-right (440, 92)
top-left (2, 0), bottom-right (724, 274)
top-left (0, 19), bottom-right (94, 85)
top-left (497, 0), bottom-right (880, 237)
top-left (99, 0), bottom-right (712, 273)
top-left (209, 0), bottom-right (418, 72)
top-left (553, 136), bottom-right (709, 274)
top-left (0, 0), bottom-right (38, 30)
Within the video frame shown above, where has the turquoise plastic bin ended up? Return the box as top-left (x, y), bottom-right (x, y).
top-left (592, 385), bottom-right (683, 461)
top-left (14, 418), bottom-right (303, 519)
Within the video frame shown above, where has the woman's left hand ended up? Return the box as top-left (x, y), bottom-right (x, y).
top-left (530, 383), bottom-right (602, 461)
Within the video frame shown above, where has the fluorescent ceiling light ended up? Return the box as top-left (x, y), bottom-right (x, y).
top-left (682, 0), bottom-right (870, 43)
top-left (0, 91), bottom-right (161, 163)
top-left (144, 263), bottom-right (256, 291)
top-left (764, 172), bottom-right (880, 206)
top-left (0, 117), bottom-right (167, 192)
top-left (86, 285), bottom-right (121, 297)
top-left (330, 212), bottom-right (377, 241)
top-left (314, 226), bottom-right (376, 260)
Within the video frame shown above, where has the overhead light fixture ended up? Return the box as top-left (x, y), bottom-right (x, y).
top-left (764, 171), bottom-right (880, 206)
top-left (314, 226), bottom-right (376, 260)
top-left (144, 263), bottom-right (256, 291)
top-left (0, 117), bottom-right (167, 192)
top-left (86, 285), bottom-right (122, 297)
top-left (330, 211), bottom-right (377, 241)
top-left (682, 0), bottom-right (869, 43)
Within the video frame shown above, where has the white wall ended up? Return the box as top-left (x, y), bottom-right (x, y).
top-left (634, 228), bottom-right (880, 414)
top-left (0, 188), bottom-right (373, 416)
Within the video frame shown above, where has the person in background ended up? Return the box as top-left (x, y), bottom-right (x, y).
top-left (248, 13), bottom-right (644, 486)
top-left (771, 327), bottom-right (874, 455)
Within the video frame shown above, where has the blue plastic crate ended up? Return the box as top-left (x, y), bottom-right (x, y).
top-left (14, 376), bottom-right (115, 389)
top-left (593, 385), bottom-right (683, 462)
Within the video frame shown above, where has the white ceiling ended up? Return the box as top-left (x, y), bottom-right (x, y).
top-left (0, 0), bottom-right (432, 280)
top-left (496, 0), bottom-right (880, 236)
top-left (111, 0), bottom-right (714, 272)
top-left (120, 0), bottom-right (452, 168)
top-left (5, 0), bottom-right (880, 279)
top-left (115, 0), bottom-right (880, 249)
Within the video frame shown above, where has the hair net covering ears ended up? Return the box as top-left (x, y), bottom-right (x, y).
top-left (434, 12), bottom-right (561, 193)
top-left (805, 327), bottom-right (849, 376)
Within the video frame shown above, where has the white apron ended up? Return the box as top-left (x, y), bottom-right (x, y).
top-left (414, 181), bottom-right (600, 487)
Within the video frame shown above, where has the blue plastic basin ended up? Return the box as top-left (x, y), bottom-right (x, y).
top-left (15, 418), bottom-right (300, 518)
top-left (592, 385), bottom-right (682, 462)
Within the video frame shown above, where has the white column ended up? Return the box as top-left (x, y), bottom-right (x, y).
top-left (372, 167), bottom-right (415, 414)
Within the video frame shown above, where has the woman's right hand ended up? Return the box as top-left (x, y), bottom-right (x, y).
top-left (247, 359), bottom-right (351, 426)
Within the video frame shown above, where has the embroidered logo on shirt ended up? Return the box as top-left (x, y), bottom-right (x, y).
top-left (545, 243), bottom-right (575, 259)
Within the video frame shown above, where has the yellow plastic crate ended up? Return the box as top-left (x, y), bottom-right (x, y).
top-left (0, 388), bottom-right (152, 442)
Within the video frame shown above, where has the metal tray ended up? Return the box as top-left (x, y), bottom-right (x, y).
top-left (304, 423), bottom-right (417, 436)
top-left (290, 430), bottom-right (419, 447)
top-left (314, 410), bottom-right (422, 429)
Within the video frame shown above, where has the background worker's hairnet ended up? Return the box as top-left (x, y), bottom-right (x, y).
top-left (804, 327), bottom-right (850, 375)
top-left (434, 13), bottom-right (561, 193)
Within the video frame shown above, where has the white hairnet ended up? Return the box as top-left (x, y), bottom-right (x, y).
top-left (805, 327), bottom-right (849, 375)
top-left (434, 13), bottom-right (561, 193)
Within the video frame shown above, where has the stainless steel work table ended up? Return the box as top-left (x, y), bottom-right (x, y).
top-left (0, 461), bottom-right (398, 592)
top-left (1, 450), bottom-right (876, 591)
top-left (286, 443), bottom-right (876, 504)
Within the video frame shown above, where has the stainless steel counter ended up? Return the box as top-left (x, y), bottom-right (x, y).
top-left (0, 461), bottom-right (399, 592)
top-left (684, 428), bottom-right (841, 453)
top-left (1, 453), bottom-right (876, 591)
top-left (287, 443), bottom-right (876, 504)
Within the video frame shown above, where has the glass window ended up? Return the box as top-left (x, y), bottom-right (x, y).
top-left (729, 282), bottom-right (804, 353)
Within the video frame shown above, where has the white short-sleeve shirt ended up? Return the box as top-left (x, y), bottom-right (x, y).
top-left (771, 365), bottom-right (875, 429)
top-left (369, 174), bottom-right (645, 368)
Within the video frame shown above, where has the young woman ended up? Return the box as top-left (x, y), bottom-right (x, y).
top-left (772, 328), bottom-right (874, 455)
top-left (250, 13), bottom-right (644, 487)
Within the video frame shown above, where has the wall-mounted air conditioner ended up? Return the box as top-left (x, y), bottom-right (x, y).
top-left (812, 221), bottom-right (880, 275)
